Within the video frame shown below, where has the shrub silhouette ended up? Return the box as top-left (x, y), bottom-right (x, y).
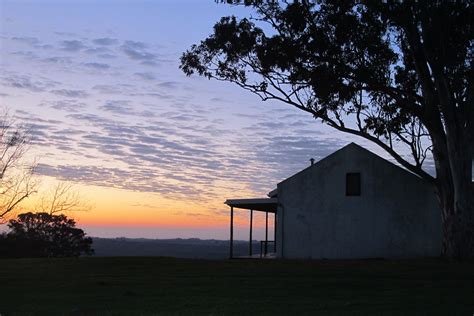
top-left (0, 212), bottom-right (93, 258)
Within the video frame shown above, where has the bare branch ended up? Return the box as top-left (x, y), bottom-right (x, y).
top-left (0, 111), bottom-right (37, 223)
top-left (36, 181), bottom-right (92, 216)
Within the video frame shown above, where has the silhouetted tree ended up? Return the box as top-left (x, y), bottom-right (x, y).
top-left (36, 182), bottom-right (92, 215)
top-left (0, 112), bottom-right (37, 223)
top-left (0, 212), bottom-right (93, 258)
top-left (181, 1), bottom-right (474, 258)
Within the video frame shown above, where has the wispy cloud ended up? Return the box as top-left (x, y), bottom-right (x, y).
top-left (60, 40), bottom-right (85, 52)
top-left (11, 36), bottom-right (40, 45)
top-left (54, 31), bottom-right (77, 37)
top-left (42, 56), bottom-right (73, 64)
top-left (2, 74), bottom-right (57, 92)
top-left (92, 84), bottom-right (134, 95)
top-left (2, 28), bottom-right (353, 207)
top-left (134, 72), bottom-right (156, 80)
top-left (120, 40), bottom-right (158, 65)
top-left (83, 62), bottom-right (111, 70)
top-left (51, 89), bottom-right (89, 98)
top-left (42, 100), bottom-right (88, 113)
top-left (158, 81), bottom-right (180, 89)
top-left (11, 36), bottom-right (52, 49)
top-left (92, 37), bottom-right (119, 46)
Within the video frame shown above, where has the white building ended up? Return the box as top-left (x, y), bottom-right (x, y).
top-left (226, 143), bottom-right (442, 259)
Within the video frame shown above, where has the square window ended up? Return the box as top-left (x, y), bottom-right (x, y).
top-left (346, 173), bottom-right (361, 196)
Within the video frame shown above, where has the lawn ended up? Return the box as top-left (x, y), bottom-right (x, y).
top-left (0, 257), bottom-right (473, 315)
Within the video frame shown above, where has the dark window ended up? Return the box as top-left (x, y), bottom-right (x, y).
top-left (346, 173), bottom-right (361, 196)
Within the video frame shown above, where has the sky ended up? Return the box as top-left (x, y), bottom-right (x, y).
top-left (0, 0), bottom-right (390, 240)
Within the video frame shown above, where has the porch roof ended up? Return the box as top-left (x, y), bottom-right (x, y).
top-left (224, 198), bottom-right (278, 213)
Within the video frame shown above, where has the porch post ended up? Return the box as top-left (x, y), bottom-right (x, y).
top-left (274, 212), bottom-right (277, 253)
top-left (265, 211), bottom-right (268, 256)
top-left (230, 206), bottom-right (234, 259)
top-left (249, 209), bottom-right (253, 256)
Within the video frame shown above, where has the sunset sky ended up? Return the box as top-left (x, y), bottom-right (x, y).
top-left (0, 0), bottom-right (388, 240)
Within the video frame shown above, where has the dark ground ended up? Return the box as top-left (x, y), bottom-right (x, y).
top-left (91, 237), bottom-right (261, 259)
top-left (0, 257), bottom-right (473, 315)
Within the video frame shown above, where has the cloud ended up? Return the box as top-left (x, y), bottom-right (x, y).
top-left (37, 164), bottom-right (128, 185)
top-left (3, 34), bottom-right (355, 203)
top-left (92, 37), bottom-right (119, 46)
top-left (160, 111), bottom-right (202, 122)
top-left (123, 49), bottom-right (156, 62)
top-left (92, 84), bottom-right (134, 95)
top-left (35, 162), bottom-right (210, 198)
top-left (122, 40), bottom-right (147, 50)
top-left (83, 62), bottom-right (110, 70)
top-left (210, 97), bottom-right (233, 104)
top-left (12, 50), bottom-right (37, 58)
top-left (44, 111), bottom-right (238, 199)
top-left (100, 100), bottom-right (134, 115)
top-left (66, 113), bottom-right (116, 125)
top-left (11, 36), bottom-right (52, 49)
top-left (51, 89), bottom-right (89, 98)
top-left (43, 100), bottom-right (88, 112)
top-left (7, 114), bottom-right (67, 149)
top-left (11, 36), bottom-right (40, 45)
top-left (84, 46), bottom-right (113, 55)
top-left (60, 40), bottom-right (85, 52)
top-left (120, 40), bottom-right (157, 65)
top-left (2, 74), bottom-right (56, 92)
top-left (33, 99), bottom-right (345, 202)
top-left (7, 76), bottom-right (43, 91)
top-left (100, 100), bottom-right (156, 118)
top-left (54, 31), bottom-right (77, 37)
top-left (97, 53), bottom-right (117, 59)
top-left (134, 72), bottom-right (156, 80)
top-left (42, 56), bottom-right (73, 64)
top-left (158, 81), bottom-right (180, 89)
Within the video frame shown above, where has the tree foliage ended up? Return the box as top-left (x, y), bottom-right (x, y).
top-left (0, 212), bottom-right (93, 258)
top-left (181, 1), bottom-right (474, 258)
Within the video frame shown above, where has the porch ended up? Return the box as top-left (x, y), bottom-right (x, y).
top-left (225, 198), bottom-right (278, 259)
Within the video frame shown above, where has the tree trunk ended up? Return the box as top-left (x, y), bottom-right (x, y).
top-left (440, 122), bottom-right (474, 258)
top-left (435, 152), bottom-right (474, 259)
top-left (430, 126), bottom-right (474, 259)
top-left (440, 190), bottom-right (474, 259)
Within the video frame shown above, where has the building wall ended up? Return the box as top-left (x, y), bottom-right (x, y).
top-left (276, 144), bottom-right (442, 259)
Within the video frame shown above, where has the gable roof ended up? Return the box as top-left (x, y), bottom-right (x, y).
top-left (278, 142), bottom-right (425, 186)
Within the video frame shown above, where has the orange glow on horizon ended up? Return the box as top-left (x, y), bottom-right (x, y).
top-left (16, 176), bottom-right (272, 236)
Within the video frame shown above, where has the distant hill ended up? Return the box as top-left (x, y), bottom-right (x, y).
top-left (92, 237), bottom-right (266, 259)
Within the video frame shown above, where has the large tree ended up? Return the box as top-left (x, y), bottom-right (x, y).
top-left (180, 1), bottom-right (474, 258)
top-left (0, 212), bottom-right (93, 258)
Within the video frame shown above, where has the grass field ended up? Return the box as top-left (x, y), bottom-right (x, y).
top-left (0, 257), bottom-right (473, 315)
